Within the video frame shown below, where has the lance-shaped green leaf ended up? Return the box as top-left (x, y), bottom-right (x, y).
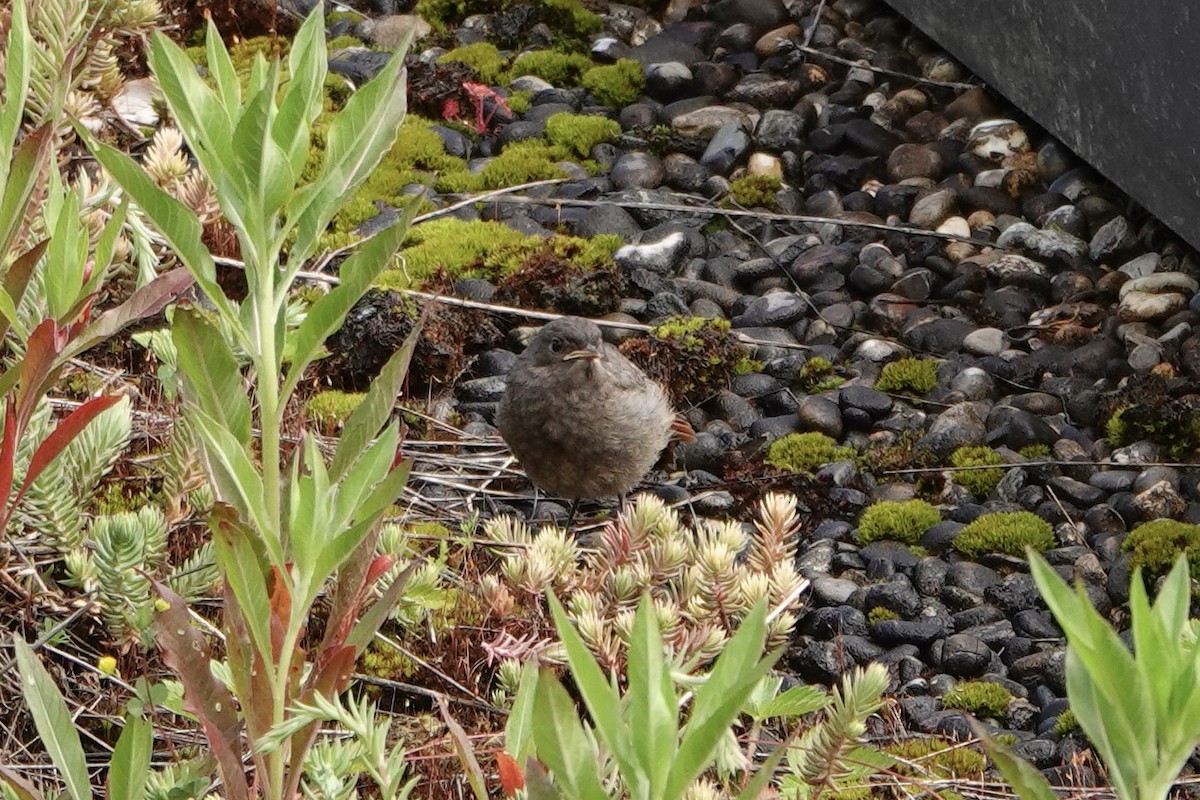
top-left (287, 36), bottom-right (409, 267)
top-left (0, 125), bottom-right (52, 264)
top-left (532, 673), bottom-right (609, 800)
top-left (43, 182), bottom-right (87, 321)
top-left (173, 308), bottom-right (251, 446)
top-left (13, 638), bottom-right (92, 800)
top-left (276, 8), bottom-right (326, 177)
top-left (204, 17), bottom-right (240, 115)
top-left (0, 0), bottom-right (32, 169)
top-left (107, 716), bottom-right (152, 800)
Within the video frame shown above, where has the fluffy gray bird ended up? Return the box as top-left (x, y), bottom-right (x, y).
top-left (497, 316), bottom-right (676, 523)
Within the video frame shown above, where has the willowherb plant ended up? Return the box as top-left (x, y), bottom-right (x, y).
top-left (482, 492), bottom-right (808, 673)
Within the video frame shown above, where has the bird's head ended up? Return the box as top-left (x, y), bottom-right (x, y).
top-left (524, 316), bottom-right (604, 368)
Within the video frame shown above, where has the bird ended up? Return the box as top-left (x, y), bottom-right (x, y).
top-left (496, 316), bottom-right (677, 527)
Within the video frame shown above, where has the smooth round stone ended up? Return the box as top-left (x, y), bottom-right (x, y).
top-left (887, 142), bottom-right (944, 181)
top-left (663, 153), bottom-right (711, 192)
top-left (1135, 466), bottom-right (1180, 492)
top-left (967, 119), bottom-right (1029, 160)
top-left (871, 616), bottom-right (949, 646)
top-left (1119, 291), bottom-right (1187, 322)
top-left (941, 633), bottom-right (993, 677)
top-left (962, 326), bottom-right (1005, 356)
top-left (644, 61), bottom-right (693, 100)
top-left (1047, 476), bottom-right (1105, 507)
top-left (1089, 471), bottom-right (1136, 492)
top-left (796, 395), bottom-right (843, 439)
top-left (1118, 252), bottom-right (1160, 278)
top-left (1128, 341), bottom-right (1164, 371)
top-left (733, 291), bottom-right (807, 327)
top-left (950, 367), bottom-right (995, 400)
top-left (937, 215), bottom-right (971, 237)
top-left (610, 151), bottom-right (666, 190)
top-left (840, 385), bottom-right (892, 419)
top-left (811, 575), bottom-right (859, 605)
top-left (747, 151), bottom-right (783, 179)
top-left (1119, 271), bottom-right (1199, 298)
top-left (672, 104), bottom-right (754, 139)
top-left (615, 231), bottom-right (689, 274)
top-left (754, 108), bottom-right (808, 152)
top-left (700, 120), bottom-right (752, 173)
top-left (802, 605), bottom-right (868, 638)
top-left (908, 189), bottom-right (958, 228)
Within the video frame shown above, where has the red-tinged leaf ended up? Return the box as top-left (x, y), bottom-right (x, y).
top-left (0, 403), bottom-right (19, 525)
top-left (65, 268), bottom-right (194, 358)
top-left (17, 320), bottom-right (63, 409)
top-left (222, 582), bottom-right (274, 741)
top-left (315, 533), bottom-right (381, 652)
top-left (268, 564), bottom-right (292, 662)
top-left (152, 581), bottom-right (250, 800)
top-left (16, 394), bottom-right (122, 501)
top-left (438, 695), bottom-right (489, 800)
top-left (0, 125), bottom-right (53, 262)
top-left (345, 556), bottom-right (424, 653)
top-left (0, 239), bottom-right (48, 342)
top-left (366, 554), bottom-right (395, 585)
top-left (497, 752), bottom-right (526, 797)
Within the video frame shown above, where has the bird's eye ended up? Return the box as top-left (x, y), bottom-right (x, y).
top-left (549, 337), bottom-right (564, 353)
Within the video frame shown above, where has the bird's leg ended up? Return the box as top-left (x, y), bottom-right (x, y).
top-left (564, 498), bottom-right (581, 531)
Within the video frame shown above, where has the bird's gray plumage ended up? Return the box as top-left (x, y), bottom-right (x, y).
top-left (496, 317), bottom-right (674, 500)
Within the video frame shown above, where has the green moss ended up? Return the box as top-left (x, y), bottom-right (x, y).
top-left (306, 391), bottom-right (366, 432)
top-left (949, 446), bottom-right (1006, 497)
top-left (953, 510), bottom-right (1054, 559)
top-left (941, 681), bottom-right (1013, 718)
top-left (875, 357), bottom-right (939, 396)
top-left (507, 89), bottom-right (533, 115)
top-left (766, 432), bottom-right (857, 475)
top-left (1018, 443), bottom-right (1051, 459)
top-left (857, 500), bottom-right (941, 546)
top-left (545, 112), bottom-right (621, 159)
top-left (797, 356), bottom-right (845, 393)
top-left (867, 606), bottom-right (899, 625)
top-left (620, 316), bottom-right (759, 406)
top-left (509, 49), bottom-right (593, 86)
top-left (1122, 519), bottom-right (1200, 584)
top-left (1052, 708), bottom-right (1080, 737)
top-left (439, 42), bottom-right (508, 85)
top-left (727, 174), bottom-right (781, 209)
top-left (539, 0), bottom-right (602, 35)
top-left (325, 34), bottom-right (363, 51)
top-left (885, 738), bottom-right (987, 777)
top-left (1106, 403), bottom-right (1200, 460)
top-left (377, 218), bottom-right (617, 290)
top-left (327, 9), bottom-right (365, 25)
top-left (581, 59), bottom-right (645, 106)
top-left (229, 36), bottom-right (289, 74)
top-left (479, 140), bottom-right (568, 188)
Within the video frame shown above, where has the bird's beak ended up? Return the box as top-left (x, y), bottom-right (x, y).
top-left (562, 348), bottom-right (601, 361)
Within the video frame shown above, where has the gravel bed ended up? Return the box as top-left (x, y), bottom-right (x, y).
top-left (323, 0), bottom-right (1200, 784)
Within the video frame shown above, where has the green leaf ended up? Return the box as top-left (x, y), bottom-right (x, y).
top-left (81, 131), bottom-right (236, 325)
top-left (173, 308), bottom-right (252, 446)
top-left (13, 638), bottom-right (92, 800)
top-left (282, 210), bottom-right (414, 403)
top-left (147, 31), bottom-right (243, 204)
top-left (204, 18), bottom-right (240, 115)
top-left (0, 0), bottom-right (32, 168)
top-left (532, 672), bottom-right (609, 800)
top-left (188, 408), bottom-right (279, 565)
top-left (276, 7), bottom-right (326, 177)
top-left (978, 727), bottom-right (1058, 800)
top-left (504, 661), bottom-right (540, 765)
top-left (329, 317), bottom-right (420, 482)
top-left (0, 125), bottom-right (52, 264)
top-left (626, 593), bottom-right (676, 799)
top-left (107, 716), bottom-right (152, 800)
top-left (545, 592), bottom-right (636, 779)
top-left (753, 685), bottom-right (829, 721)
top-left (43, 183), bottom-right (87, 321)
top-left (81, 197), bottom-right (128, 301)
top-left (209, 503), bottom-right (275, 664)
top-left (287, 40), bottom-right (409, 266)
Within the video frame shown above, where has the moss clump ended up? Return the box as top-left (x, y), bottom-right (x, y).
top-left (509, 49), bottom-right (593, 86)
top-left (885, 738), bottom-right (987, 777)
top-left (1122, 519), bottom-right (1200, 584)
top-left (765, 432), bottom-right (857, 475)
top-left (545, 112), bottom-right (621, 159)
top-left (857, 500), bottom-right (941, 546)
top-left (1102, 373), bottom-right (1200, 460)
top-left (325, 34), bottom-right (363, 52)
top-left (797, 356), bottom-right (844, 393)
top-left (479, 140), bottom-right (569, 188)
top-left (438, 42), bottom-right (508, 85)
top-left (493, 240), bottom-right (627, 316)
top-left (949, 446), bottom-right (1006, 497)
top-left (377, 217), bottom-right (618, 290)
top-left (507, 89), bottom-right (533, 115)
top-left (875, 357), bottom-right (939, 396)
top-left (306, 390), bottom-right (366, 434)
top-left (953, 510), bottom-right (1054, 558)
top-left (867, 606), bottom-right (899, 625)
top-left (1052, 708), bottom-right (1080, 737)
top-left (619, 316), bottom-right (760, 406)
top-left (1018, 443), bottom-right (1051, 459)
top-left (941, 681), bottom-right (1013, 718)
top-left (727, 174), bottom-right (781, 209)
top-left (581, 59), bottom-right (645, 107)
